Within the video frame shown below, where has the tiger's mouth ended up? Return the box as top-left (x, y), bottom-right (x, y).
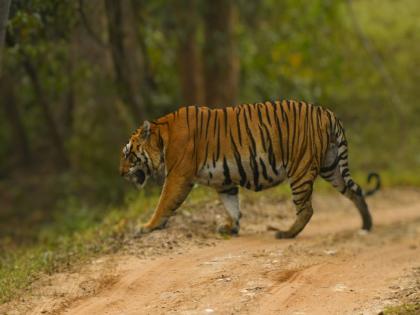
top-left (134, 169), bottom-right (146, 186)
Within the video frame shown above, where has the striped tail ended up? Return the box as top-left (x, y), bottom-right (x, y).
top-left (333, 119), bottom-right (381, 197)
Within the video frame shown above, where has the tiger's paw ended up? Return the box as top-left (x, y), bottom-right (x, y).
top-left (357, 229), bottom-right (370, 236)
top-left (274, 230), bottom-right (296, 239)
top-left (134, 219), bottom-right (168, 238)
top-left (133, 224), bottom-right (153, 238)
top-left (217, 224), bottom-right (239, 236)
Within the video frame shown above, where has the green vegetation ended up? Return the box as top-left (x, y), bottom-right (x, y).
top-left (0, 190), bottom-right (156, 303)
top-left (382, 303), bottom-right (420, 315)
top-left (0, 0), bottom-right (419, 304)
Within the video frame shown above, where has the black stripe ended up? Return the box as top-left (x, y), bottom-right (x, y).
top-left (325, 110), bottom-right (333, 137)
top-left (157, 132), bottom-right (164, 151)
top-left (263, 120), bottom-right (278, 175)
top-left (291, 179), bottom-right (313, 193)
top-left (205, 109), bottom-right (211, 139)
top-left (219, 187), bottom-right (238, 195)
top-left (243, 107), bottom-right (257, 154)
top-left (341, 168), bottom-right (350, 177)
top-left (320, 156), bottom-right (339, 173)
top-left (143, 155), bottom-right (152, 175)
top-left (282, 102), bottom-right (290, 168)
top-left (259, 158), bottom-right (273, 182)
top-left (223, 107), bottom-right (228, 135)
top-left (274, 102), bottom-right (286, 168)
top-left (195, 106), bottom-right (199, 127)
top-left (338, 139), bottom-right (348, 147)
top-left (293, 186), bottom-right (313, 205)
top-left (151, 121), bottom-right (170, 127)
top-left (264, 102), bottom-right (272, 126)
top-left (202, 141), bottom-right (210, 170)
top-left (223, 156), bottom-right (232, 185)
top-left (193, 120), bottom-right (197, 171)
top-left (186, 106), bottom-right (190, 129)
top-left (258, 125), bottom-right (267, 152)
top-left (246, 104), bottom-right (252, 120)
top-left (199, 109), bottom-right (204, 137)
top-left (289, 157), bottom-right (313, 187)
top-left (289, 102), bottom-right (298, 175)
top-left (261, 115), bottom-right (273, 154)
top-left (249, 147), bottom-right (261, 191)
top-left (257, 104), bottom-right (264, 126)
top-left (268, 143), bottom-right (278, 175)
top-left (338, 150), bottom-right (348, 160)
top-left (321, 171), bottom-right (336, 180)
top-left (236, 107), bottom-right (243, 146)
top-left (230, 131), bottom-right (247, 186)
top-left (212, 152), bottom-right (216, 168)
top-left (213, 110), bottom-right (219, 137)
top-left (340, 186), bottom-right (348, 194)
top-left (216, 121), bottom-right (221, 161)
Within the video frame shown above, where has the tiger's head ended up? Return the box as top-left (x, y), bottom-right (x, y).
top-left (120, 121), bottom-right (163, 188)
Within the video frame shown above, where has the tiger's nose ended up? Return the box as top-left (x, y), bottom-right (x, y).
top-left (120, 168), bottom-right (127, 177)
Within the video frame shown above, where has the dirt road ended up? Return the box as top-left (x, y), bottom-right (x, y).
top-left (2, 189), bottom-right (420, 315)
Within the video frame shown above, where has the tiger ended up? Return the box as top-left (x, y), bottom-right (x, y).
top-left (119, 100), bottom-right (380, 238)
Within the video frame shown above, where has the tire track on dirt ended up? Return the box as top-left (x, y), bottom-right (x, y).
top-left (65, 198), bottom-right (420, 315)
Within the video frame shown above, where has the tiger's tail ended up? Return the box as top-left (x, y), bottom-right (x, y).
top-left (333, 118), bottom-right (381, 197)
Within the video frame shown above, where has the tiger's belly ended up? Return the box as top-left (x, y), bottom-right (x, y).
top-left (195, 156), bottom-right (287, 192)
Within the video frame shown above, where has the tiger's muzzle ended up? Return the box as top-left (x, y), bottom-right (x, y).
top-left (121, 168), bottom-right (147, 188)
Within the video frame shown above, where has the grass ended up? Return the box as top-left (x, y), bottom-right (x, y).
top-left (382, 303), bottom-right (420, 315)
top-left (1, 169), bottom-right (419, 304)
top-left (0, 189), bottom-right (161, 303)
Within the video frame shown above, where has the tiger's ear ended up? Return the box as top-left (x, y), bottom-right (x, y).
top-left (140, 120), bottom-right (151, 139)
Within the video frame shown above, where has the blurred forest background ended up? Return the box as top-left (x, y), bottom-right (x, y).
top-left (0, 0), bottom-right (419, 291)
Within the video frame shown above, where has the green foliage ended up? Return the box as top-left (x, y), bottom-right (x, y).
top-left (2, 0), bottom-right (419, 179)
top-left (239, 0), bottom-right (419, 173)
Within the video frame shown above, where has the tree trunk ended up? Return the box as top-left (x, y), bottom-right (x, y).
top-left (1, 2), bottom-right (33, 167)
top-left (174, 0), bottom-right (205, 106)
top-left (104, 0), bottom-right (144, 122)
top-left (22, 57), bottom-right (70, 168)
top-left (63, 57), bottom-right (75, 138)
top-left (130, 0), bottom-right (157, 108)
top-left (1, 75), bottom-right (32, 165)
top-left (203, 0), bottom-right (239, 108)
top-left (0, 0), bottom-right (12, 71)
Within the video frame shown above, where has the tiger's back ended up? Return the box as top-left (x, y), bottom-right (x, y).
top-left (160, 100), bottom-right (334, 193)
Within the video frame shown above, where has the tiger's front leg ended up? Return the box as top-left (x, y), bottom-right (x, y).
top-left (139, 175), bottom-right (193, 234)
top-left (217, 187), bottom-right (241, 235)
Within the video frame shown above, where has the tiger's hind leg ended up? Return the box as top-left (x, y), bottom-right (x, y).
top-left (275, 175), bottom-right (315, 239)
top-left (217, 187), bottom-right (241, 235)
top-left (321, 158), bottom-right (372, 231)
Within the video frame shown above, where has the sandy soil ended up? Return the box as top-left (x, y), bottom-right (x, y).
top-left (2, 188), bottom-right (420, 315)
